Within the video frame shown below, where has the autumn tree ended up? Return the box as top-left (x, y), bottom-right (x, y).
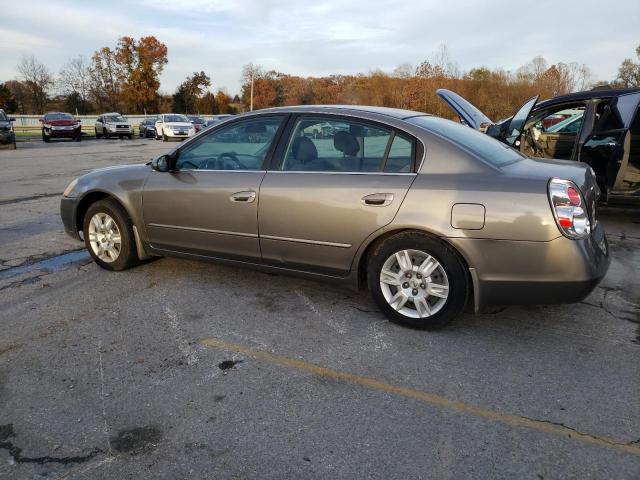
top-left (0, 83), bottom-right (18, 112)
top-left (89, 47), bottom-right (121, 111)
top-left (172, 71), bottom-right (211, 113)
top-left (16, 55), bottom-right (53, 113)
top-left (115, 36), bottom-right (168, 112)
top-left (215, 89), bottom-right (232, 113)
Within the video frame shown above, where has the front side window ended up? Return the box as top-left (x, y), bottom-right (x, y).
top-left (176, 116), bottom-right (284, 171)
top-left (280, 117), bottom-right (414, 173)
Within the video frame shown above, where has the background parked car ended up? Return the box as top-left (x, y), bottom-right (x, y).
top-left (40, 112), bottom-right (82, 143)
top-left (155, 114), bottom-right (195, 141)
top-left (138, 117), bottom-right (157, 138)
top-left (187, 115), bottom-right (207, 133)
top-left (437, 87), bottom-right (640, 204)
top-left (0, 109), bottom-right (16, 149)
top-left (95, 113), bottom-right (133, 139)
top-left (204, 114), bottom-right (234, 129)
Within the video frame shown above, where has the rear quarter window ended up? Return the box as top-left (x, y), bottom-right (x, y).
top-left (408, 116), bottom-right (525, 167)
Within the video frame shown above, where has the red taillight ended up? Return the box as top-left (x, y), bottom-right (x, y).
top-left (548, 178), bottom-right (591, 239)
top-left (567, 186), bottom-right (581, 206)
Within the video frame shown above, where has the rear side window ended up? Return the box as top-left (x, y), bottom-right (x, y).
top-left (280, 117), bottom-right (414, 173)
top-left (408, 116), bottom-right (524, 167)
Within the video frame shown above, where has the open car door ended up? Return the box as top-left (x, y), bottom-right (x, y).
top-left (436, 89), bottom-right (493, 130)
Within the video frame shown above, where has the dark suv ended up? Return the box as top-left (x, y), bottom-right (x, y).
top-left (438, 88), bottom-right (640, 204)
top-left (0, 109), bottom-right (16, 149)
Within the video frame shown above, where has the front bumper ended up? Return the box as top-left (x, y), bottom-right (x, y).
top-left (165, 129), bottom-right (194, 138)
top-left (450, 222), bottom-right (610, 309)
top-left (0, 130), bottom-right (15, 144)
top-left (48, 128), bottom-right (81, 138)
top-left (60, 196), bottom-right (81, 240)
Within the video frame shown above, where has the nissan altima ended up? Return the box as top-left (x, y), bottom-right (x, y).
top-left (60, 106), bottom-right (610, 329)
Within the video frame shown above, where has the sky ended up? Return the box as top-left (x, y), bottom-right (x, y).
top-left (1, 0), bottom-right (639, 95)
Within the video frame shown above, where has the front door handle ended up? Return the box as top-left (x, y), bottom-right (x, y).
top-left (362, 193), bottom-right (394, 207)
top-left (230, 191), bottom-right (256, 203)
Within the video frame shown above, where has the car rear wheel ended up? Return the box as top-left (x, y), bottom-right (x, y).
top-left (42, 129), bottom-right (50, 143)
top-left (367, 232), bottom-right (469, 329)
top-left (83, 199), bottom-right (139, 271)
top-left (95, 128), bottom-right (102, 139)
top-left (162, 132), bottom-right (168, 142)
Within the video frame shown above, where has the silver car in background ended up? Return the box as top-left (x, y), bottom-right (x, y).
top-left (60, 106), bottom-right (609, 329)
top-left (95, 113), bottom-right (133, 139)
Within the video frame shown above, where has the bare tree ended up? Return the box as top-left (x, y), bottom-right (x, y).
top-left (16, 55), bottom-right (53, 113)
top-left (59, 56), bottom-right (91, 104)
top-left (615, 44), bottom-right (640, 88)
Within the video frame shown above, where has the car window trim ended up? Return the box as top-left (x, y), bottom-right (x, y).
top-left (172, 113), bottom-right (290, 172)
top-left (270, 113), bottom-right (420, 173)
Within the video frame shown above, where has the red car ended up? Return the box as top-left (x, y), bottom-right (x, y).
top-left (40, 112), bottom-right (82, 142)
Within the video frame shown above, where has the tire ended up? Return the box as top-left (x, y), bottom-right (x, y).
top-left (11, 139), bottom-right (16, 150)
top-left (83, 199), bottom-right (139, 272)
top-left (128, 134), bottom-right (133, 140)
top-left (95, 128), bottom-right (102, 139)
top-left (155, 129), bottom-right (160, 140)
top-left (367, 232), bottom-right (469, 329)
top-left (42, 130), bottom-right (50, 143)
top-left (162, 132), bottom-right (168, 142)
top-left (104, 128), bottom-right (110, 139)
top-left (75, 134), bottom-right (82, 142)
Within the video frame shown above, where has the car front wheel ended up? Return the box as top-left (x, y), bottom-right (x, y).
top-left (367, 232), bottom-right (469, 329)
top-left (83, 199), bottom-right (139, 271)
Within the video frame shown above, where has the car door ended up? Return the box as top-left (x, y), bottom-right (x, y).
top-left (142, 115), bottom-right (287, 260)
top-left (258, 115), bottom-right (418, 276)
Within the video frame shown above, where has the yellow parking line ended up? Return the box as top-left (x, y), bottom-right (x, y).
top-left (200, 337), bottom-right (640, 456)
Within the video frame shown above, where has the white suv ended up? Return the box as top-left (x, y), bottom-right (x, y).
top-left (95, 113), bottom-right (133, 139)
top-left (155, 114), bottom-right (195, 142)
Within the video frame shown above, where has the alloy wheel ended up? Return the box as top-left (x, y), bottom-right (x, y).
top-left (87, 212), bottom-right (122, 263)
top-left (379, 249), bottom-right (449, 318)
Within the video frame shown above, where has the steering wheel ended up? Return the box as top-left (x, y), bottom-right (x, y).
top-left (179, 160), bottom-right (200, 170)
top-left (522, 127), bottom-right (544, 157)
top-left (217, 152), bottom-right (245, 170)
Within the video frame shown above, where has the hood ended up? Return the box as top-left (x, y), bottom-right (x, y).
top-left (46, 119), bottom-right (79, 126)
top-left (87, 164), bottom-right (148, 176)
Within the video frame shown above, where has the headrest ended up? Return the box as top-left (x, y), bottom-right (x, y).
top-left (291, 136), bottom-right (318, 164)
top-left (334, 131), bottom-right (360, 156)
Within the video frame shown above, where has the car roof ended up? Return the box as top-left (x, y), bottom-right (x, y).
top-left (536, 87), bottom-right (640, 109)
top-left (255, 105), bottom-right (429, 120)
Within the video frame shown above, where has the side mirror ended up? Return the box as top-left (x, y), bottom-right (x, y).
top-left (151, 155), bottom-right (170, 172)
top-left (77, 119), bottom-right (81, 123)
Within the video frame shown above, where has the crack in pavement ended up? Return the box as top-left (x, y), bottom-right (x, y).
top-left (0, 192), bottom-right (62, 206)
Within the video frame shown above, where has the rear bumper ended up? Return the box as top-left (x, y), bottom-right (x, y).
top-left (449, 222), bottom-right (610, 309)
top-left (60, 197), bottom-right (81, 240)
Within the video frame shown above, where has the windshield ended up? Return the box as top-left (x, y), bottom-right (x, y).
top-left (165, 115), bottom-right (189, 123)
top-left (0, 112), bottom-right (7, 121)
top-left (546, 114), bottom-right (584, 133)
top-left (45, 113), bottom-right (74, 121)
top-left (105, 115), bottom-right (126, 123)
top-left (143, 118), bottom-right (156, 125)
top-left (408, 116), bottom-right (525, 167)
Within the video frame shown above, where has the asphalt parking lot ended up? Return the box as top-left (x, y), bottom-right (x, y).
top-left (1, 138), bottom-right (639, 479)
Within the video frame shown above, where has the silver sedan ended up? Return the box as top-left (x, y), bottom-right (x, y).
top-left (60, 105), bottom-right (609, 329)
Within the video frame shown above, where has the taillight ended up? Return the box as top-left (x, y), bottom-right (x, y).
top-left (548, 178), bottom-right (591, 239)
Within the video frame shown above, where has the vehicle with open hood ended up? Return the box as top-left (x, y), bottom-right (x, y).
top-left (437, 88), bottom-right (640, 204)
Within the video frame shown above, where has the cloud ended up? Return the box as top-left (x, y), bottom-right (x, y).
top-left (0, 0), bottom-right (638, 93)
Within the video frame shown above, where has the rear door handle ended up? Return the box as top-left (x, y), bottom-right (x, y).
top-left (362, 193), bottom-right (394, 207)
top-left (230, 191), bottom-right (256, 203)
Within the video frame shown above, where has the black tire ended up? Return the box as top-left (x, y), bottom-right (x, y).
top-left (162, 132), bottom-right (168, 142)
top-left (367, 232), bottom-right (469, 329)
top-left (104, 128), bottom-right (110, 139)
top-left (127, 134), bottom-right (133, 139)
top-left (95, 128), bottom-right (102, 139)
top-left (42, 130), bottom-right (50, 143)
top-left (83, 199), bottom-right (139, 271)
top-left (11, 139), bottom-right (16, 150)
top-left (75, 134), bottom-right (82, 142)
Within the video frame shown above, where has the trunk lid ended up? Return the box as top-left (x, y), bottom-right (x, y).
top-left (436, 89), bottom-right (493, 130)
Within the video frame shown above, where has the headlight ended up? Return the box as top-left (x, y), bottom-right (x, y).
top-left (107, 124), bottom-right (116, 130)
top-left (63, 178), bottom-right (79, 198)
